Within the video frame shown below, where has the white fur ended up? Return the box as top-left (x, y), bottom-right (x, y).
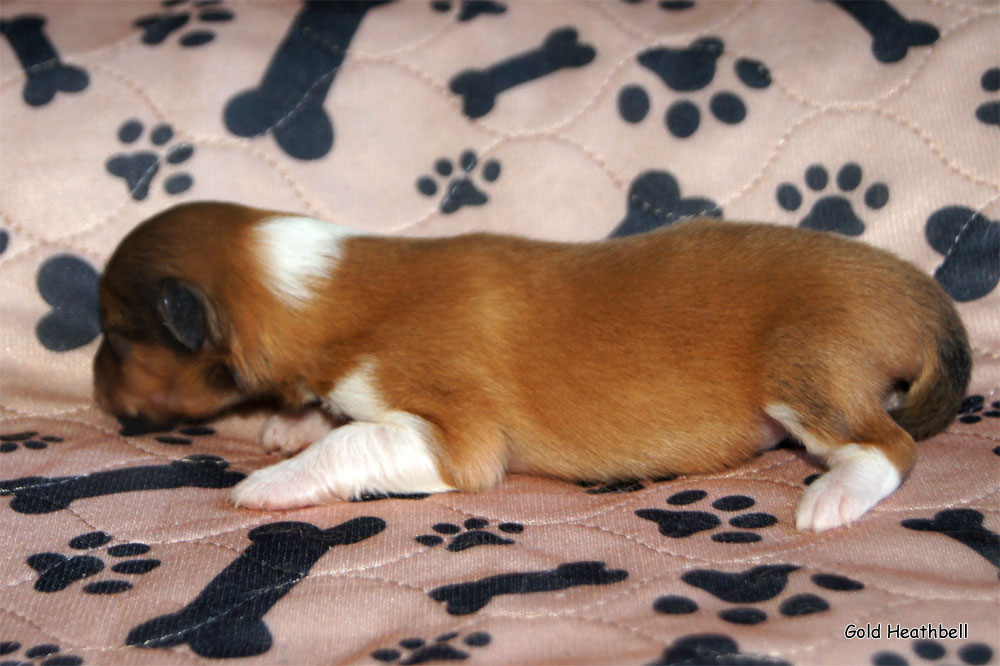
top-left (326, 358), bottom-right (388, 421)
top-left (232, 359), bottom-right (454, 509)
top-left (764, 403), bottom-right (902, 532)
top-left (796, 444), bottom-right (901, 532)
top-left (254, 215), bottom-right (360, 307)
top-left (260, 410), bottom-right (336, 456)
top-left (763, 403), bottom-right (837, 457)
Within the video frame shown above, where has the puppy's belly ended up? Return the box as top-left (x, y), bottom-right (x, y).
top-left (505, 414), bottom-right (787, 479)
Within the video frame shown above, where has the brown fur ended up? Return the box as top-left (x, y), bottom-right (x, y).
top-left (95, 202), bottom-right (970, 492)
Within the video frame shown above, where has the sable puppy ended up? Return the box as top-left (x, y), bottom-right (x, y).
top-left (94, 202), bottom-right (971, 532)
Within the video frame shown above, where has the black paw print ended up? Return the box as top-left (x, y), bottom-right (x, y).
top-left (0, 431), bottom-right (63, 454)
top-left (649, 633), bottom-right (789, 666)
top-left (958, 395), bottom-right (1000, 425)
top-left (351, 491), bottom-right (431, 502)
top-left (926, 206), bottom-right (999, 302)
top-left (577, 475), bottom-right (676, 494)
top-left (618, 37), bottom-right (771, 138)
top-left (874, 639), bottom-right (994, 666)
top-left (636, 489), bottom-right (778, 543)
top-left (777, 163), bottom-right (888, 236)
top-left (0, 642), bottom-right (83, 666)
top-left (116, 415), bottom-right (216, 443)
top-left (372, 631), bottom-right (491, 663)
top-left (27, 531), bottom-right (160, 594)
top-left (35, 254), bottom-right (101, 352)
top-left (977, 67), bottom-right (999, 127)
top-left (0, 229), bottom-right (8, 255)
top-left (655, 565), bottom-right (864, 626)
top-left (106, 119), bottom-right (194, 201)
top-left (415, 518), bottom-right (523, 551)
top-left (135, 0), bottom-right (234, 48)
top-left (430, 0), bottom-right (506, 21)
top-left (609, 170), bottom-right (721, 237)
top-left (417, 150), bottom-right (501, 214)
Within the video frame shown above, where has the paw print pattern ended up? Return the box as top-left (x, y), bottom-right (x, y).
top-left (35, 254), bottom-right (101, 352)
top-left (116, 415), bottom-right (216, 443)
top-left (957, 395), bottom-right (1000, 424)
top-left (415, 518), bottom-right (523, 551)
top-left (417, 150), bottom-right (501, 214)
top-left (0, 431), bottom-right (63, 454)
top-left (0, 642), bottom-right (84, 666)
top-left (977, 67), bottom-right (999, 127)
top-left (609, 170), bottom-right (721, 237)
top-left (430, 1), bottom-right (506, 21)
top-left (654, 564), bottom-right (864, 626)
top-left (873, 639), bottom-right (994, 666)
top-left (135, 0), bottom-right (234, 48)
top-left (371, 631), bottom-right (491, 664)
top-left (636, 489), bottom-right (778, 543)
top-left (577, 476), bottom-right (676, 494)
top-left (0, 229), bottom-right (9, 255)
top-left (617, 37), bottom-right (772, 138)
top-left (27, 531), bottom-right (160, 594)
top-left (106, 119), bottom-right (194, 201)
top-left (776, 163), bottom-right (888, 236)
top-left (649, 634), bottom-right (790, 666)
top-left (925, 206), bottom-right (1000, 302)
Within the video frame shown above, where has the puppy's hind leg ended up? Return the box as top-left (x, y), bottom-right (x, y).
top-left (765, 405), bottom-right (915, 533)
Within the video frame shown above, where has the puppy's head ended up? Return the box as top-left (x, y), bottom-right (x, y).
top-left (94, 203), bottom-right (250, 427)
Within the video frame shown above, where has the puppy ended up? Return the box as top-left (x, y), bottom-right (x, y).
top-left (94, 202), bottom-right (971, 532)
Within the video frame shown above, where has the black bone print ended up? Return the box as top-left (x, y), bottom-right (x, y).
top-left (449, 27), bottom-right (596, 118)
top-left (0, 15), bottom-right (89, 106)
top-left (224, 0), bottom-right (391, 160)
top-left (429, 561), bottom-right (627, 614)
top-left (127, 518), bottom-right (386, 658)
top-left (830, 0), bottom-right (939, 63)
top-left (0, 455), bottom-right (244, 514)
top-left (903, 509), bottom-right (1000, 577)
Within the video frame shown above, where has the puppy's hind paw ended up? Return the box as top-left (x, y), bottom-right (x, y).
top-left (259, 409), bottom-right (335, 456)
top-left (795, 445), bottom-right (901, 533)
top-left (231, 458), bottom-right (337, 511)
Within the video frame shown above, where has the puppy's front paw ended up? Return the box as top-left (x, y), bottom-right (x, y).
top-left (260, 410), bottom-right (335, 456)
top-left (231, 458), bottom-right (337, 510)
top-left (795, 448), bottom-right (901, 533)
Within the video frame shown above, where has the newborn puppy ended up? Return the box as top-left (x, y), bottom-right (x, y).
top-left (94, 202), bottom-right (970, 531)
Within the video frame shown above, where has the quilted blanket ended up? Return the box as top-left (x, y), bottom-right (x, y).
top-left (1, 1), bottom-right (998, 664)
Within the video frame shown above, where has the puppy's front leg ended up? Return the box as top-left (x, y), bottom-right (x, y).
top-left (233, 416), bottom-right (455, 510)
top-left (259, 408), bottom-right (339, 456)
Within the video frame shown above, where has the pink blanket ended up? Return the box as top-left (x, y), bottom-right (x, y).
top-left (1, 1), bottom-right (997, 664)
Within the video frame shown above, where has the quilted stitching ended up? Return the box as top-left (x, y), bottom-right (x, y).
top-left (1, 2), bottom-right (997, 664)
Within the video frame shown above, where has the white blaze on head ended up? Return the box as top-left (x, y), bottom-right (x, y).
top-left (254, 215), bottom-right (361, 307)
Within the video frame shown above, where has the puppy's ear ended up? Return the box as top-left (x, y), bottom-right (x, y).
top-left (158, 278), bottom-right (207, 353)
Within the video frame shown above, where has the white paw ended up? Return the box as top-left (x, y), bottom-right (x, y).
top-left (795, 446), bottom-right (901, 533)
top-left (259, 410), bottom-right (335, 456)
top-left (231, 458), bottom-right (339, 510)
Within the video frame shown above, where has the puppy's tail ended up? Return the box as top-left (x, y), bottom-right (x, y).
top-left (890, 284), bottom-right (971, 441)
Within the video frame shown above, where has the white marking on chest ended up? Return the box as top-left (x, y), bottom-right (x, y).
top-left (253, 215), bottom-right (360, 307)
